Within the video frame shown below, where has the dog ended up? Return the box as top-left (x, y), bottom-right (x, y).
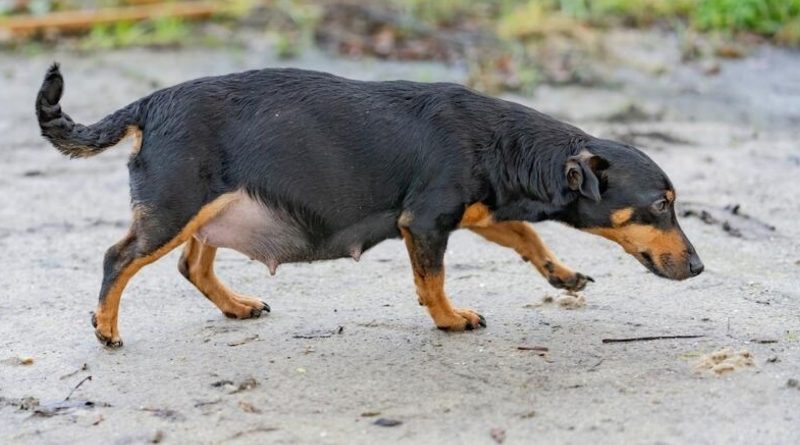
top-left (36, 64), bottom-right (703, 348)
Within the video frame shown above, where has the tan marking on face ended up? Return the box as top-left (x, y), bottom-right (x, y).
top-left (665, 190), bottom-right (675, 203)
top-left (459, 203), bottom-right (493, 228)
top-left (610, 207), bottom-right (634, 227)
top-left (586, 224), bottom-right (686, 269)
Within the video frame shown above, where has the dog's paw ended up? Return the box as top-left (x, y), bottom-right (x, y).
top-left (91, 312), bottom-right (123, 349)
top-left (435, 308), bottom-right (487, 331)
top-left (95, 330), bottom-right (124, 349)
top-left (249, 300), bottom-right (271, 318)
top-left (547, 271), bottom-right (594, 292)
top-left (223, 298), bottom-right (271, 319)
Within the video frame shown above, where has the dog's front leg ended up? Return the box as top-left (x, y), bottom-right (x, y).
top-left (470, 221), bottom-right (594, 291)
top-left (399, 225), bottom-right (486, 331)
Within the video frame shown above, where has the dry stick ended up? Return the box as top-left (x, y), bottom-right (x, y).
top-left (0, 2), bottom-right (223, 37)
top-left (59, 363), bottom-right (88, 380)
top-left (602, 335), bottom-right (704, 344)
top-left (65, 376), bottom-right (92, 401)
top-left (517, 345), bottom-right (549, 352)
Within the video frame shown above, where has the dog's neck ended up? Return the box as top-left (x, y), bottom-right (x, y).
top-left (482, 111), bottom-right (587, 222)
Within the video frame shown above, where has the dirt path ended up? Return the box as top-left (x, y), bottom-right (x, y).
top-left (1, 39), bottom-right (799, 444)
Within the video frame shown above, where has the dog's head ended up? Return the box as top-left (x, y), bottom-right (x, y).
top-left (560, 139), bottom-right (703, 280)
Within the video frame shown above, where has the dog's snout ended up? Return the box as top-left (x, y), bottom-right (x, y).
top-left (688, 253), bottom-right (704, 276)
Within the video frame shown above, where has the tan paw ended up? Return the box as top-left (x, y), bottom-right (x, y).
top-left (221, 297), bottom-right (270, 319)
top-left (434, 308), bottom-right (487, 331)
top-left (91, 312), bottom-right (123, 348)
top-left (544, 261), bottom-right (594, 292)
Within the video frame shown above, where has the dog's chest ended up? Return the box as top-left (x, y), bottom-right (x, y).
top-left (194, 193), bottom-right (397, 273)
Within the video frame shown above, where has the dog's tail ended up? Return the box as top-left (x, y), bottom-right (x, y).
top-left (36, 63), bottom-right (145, 158)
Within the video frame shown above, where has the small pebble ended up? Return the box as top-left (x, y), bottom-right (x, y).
top-left (374, 418), bottom-right (402, 427)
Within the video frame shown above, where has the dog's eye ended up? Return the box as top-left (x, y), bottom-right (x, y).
top-left (652, 199), bottom-right (669, 213)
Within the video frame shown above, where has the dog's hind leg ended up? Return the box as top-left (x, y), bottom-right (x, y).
top-left (470, 222), bottom-right (594, 291)
top-left (92, 193), bottom-right (239, 348)
top-left (178, 238), bottom-right (270, 319)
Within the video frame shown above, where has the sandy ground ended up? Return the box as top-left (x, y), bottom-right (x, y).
top-left (1, 34), bottom-right (799, 444)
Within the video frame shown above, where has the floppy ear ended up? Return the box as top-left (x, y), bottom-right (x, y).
top-left (565, 154), bottom-right (607, 202)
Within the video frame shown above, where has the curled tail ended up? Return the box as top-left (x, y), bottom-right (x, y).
top-left (36, 63), bottom-right (144, 158)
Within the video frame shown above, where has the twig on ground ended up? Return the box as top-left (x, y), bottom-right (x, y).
top-left (59, 363), bottom-right (88, 380)
top-left (517, 345), bottom-right (549, 352)
top-left (65, 375), bottom-right (92, 401)
top-left (602, 335), bottom-right (704, 344)
top-left (750, 338), bottom-right (778, 344)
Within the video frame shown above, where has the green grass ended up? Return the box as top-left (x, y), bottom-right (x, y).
top-left (80, 17), bottom-right (191, 50)
top-left (396, 0), bottom-right (800, 45)
top-left (10, 0), bottom-right (800, 50)
top-left (695, 0), bottom-right (800, 33)
top-left (553, 0), bottom-right (694, 24)
top-left (546, 0), bottom-right (800, 42)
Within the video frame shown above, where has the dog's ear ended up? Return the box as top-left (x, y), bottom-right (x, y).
top-left (565, 153), bottom-right (609, 202)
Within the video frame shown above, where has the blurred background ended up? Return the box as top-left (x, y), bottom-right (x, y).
top-left (1, 0), bottom-right (799, 94)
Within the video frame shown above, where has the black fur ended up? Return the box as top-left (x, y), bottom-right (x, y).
top-left (36, 64), bottom-right (700, 280)
top-left (36, 63), bottom-right (144, 158)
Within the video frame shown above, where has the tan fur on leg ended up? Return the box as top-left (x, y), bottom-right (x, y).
top-left (180, 238), bottom-right (268, 319)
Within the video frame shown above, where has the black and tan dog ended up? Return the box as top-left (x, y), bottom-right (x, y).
top-left (36, 64), bottom-right (703, 348)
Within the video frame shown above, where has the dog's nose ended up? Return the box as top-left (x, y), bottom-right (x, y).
top-left (688, 253), bottom-right (704, 276)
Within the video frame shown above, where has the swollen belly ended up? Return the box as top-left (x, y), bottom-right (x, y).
top-left (194, 192), bottom-right (399, 274)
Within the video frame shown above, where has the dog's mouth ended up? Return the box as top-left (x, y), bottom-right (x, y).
top-left (635, 251), bottom-right (669, 278)
top-left (633, 251), bottom-right (702, 280)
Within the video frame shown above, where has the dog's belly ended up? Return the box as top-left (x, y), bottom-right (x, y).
top-left (195, 192), bottom-right (399, 273)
